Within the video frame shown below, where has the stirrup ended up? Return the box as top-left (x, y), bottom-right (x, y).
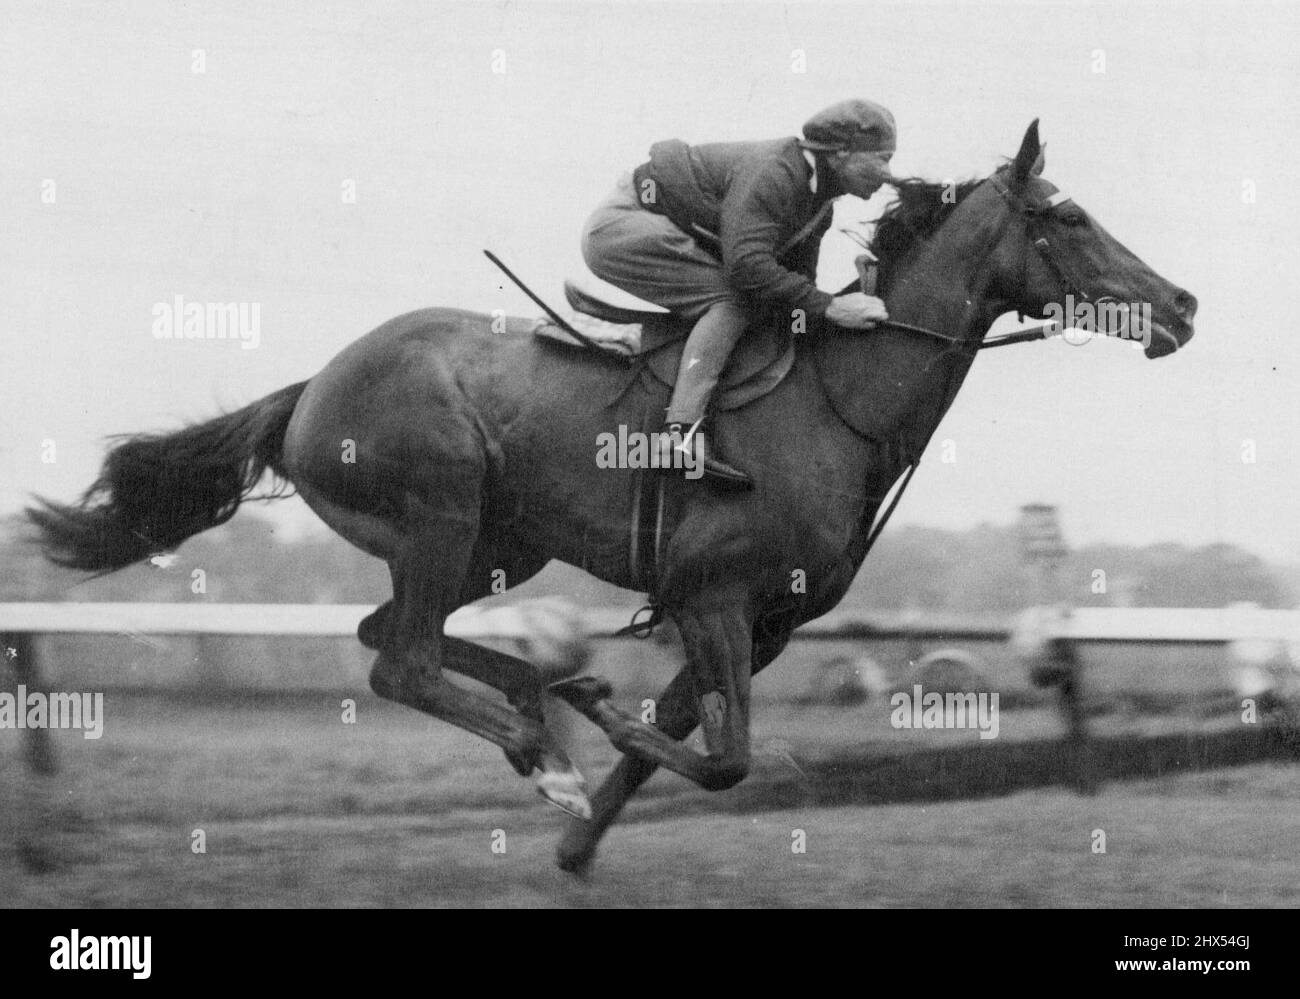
top-left (664, 421), bottom-right (753, 490)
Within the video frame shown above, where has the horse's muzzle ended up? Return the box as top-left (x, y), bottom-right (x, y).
top-left (1145, 291), bottom-right (1196, 358)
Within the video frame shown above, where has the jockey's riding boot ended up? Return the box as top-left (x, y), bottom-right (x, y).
top-left (659, 300), bottom-right (753, 489)
top-left (659, 420), bottom-right (753, 490)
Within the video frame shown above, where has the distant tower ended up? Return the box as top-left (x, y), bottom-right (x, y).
top-left (1015, 503), bottom-right (1093, 791)
top-left (1016, 503), bottom-right (1069, 607)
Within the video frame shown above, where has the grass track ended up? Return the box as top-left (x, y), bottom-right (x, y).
top-left (2, 691), bottom-right (1296, 907)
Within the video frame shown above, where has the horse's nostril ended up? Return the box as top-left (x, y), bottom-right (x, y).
top-left (1173, 291), bottom-right (1198, 319)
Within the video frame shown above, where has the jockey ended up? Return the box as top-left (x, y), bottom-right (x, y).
top-left (581, 98), bottom-right (896, 488)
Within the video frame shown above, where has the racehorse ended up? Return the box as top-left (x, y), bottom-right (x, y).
top-left (29, 122), bottom-right (1196, 873)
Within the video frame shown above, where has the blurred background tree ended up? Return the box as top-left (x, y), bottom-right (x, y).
top-left (2, 512), bottom-right (1292, 612)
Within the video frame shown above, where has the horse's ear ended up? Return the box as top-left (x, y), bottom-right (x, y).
top-left (1011, 119), bottom-right (1042, 185)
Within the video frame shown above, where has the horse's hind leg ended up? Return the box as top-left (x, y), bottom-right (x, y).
top-left (441, 552), bottom-right (568, 777)
top-left (360, 552), bottom-right (556, 748)
top-left (369, 533), bottom-right (590, 817)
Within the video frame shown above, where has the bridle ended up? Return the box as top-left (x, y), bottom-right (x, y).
top-left (989, 174), bottom-right (1093, 309)
top-left (842, 170), bottom-right (1086, 561)
top-left (863, 171), bottom-right (1088, 354)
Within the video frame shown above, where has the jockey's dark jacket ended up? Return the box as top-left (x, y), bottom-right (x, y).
top-left (632, 137), bottom-right (840, 317)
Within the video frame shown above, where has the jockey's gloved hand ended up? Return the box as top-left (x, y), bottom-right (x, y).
top-left (826, 292), bottom-right (889, 330)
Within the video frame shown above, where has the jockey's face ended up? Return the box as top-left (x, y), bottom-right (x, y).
top-left (829, 149), bottom-right (895, 199)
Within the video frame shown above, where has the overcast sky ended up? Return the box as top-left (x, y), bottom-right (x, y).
top-left (4, 0), bottom-right (1298, 565)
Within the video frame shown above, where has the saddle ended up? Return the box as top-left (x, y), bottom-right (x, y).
top-left (532, 281), bottom-right (796, 412)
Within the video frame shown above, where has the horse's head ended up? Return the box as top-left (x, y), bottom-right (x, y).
top-left (971, 120), bottom-right (1196, 358)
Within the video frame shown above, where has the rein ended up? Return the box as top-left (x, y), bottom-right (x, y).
top-left (842, 171), bottom-right (1076, 559)
top-left (869, 317), bottom-right (1053, 351)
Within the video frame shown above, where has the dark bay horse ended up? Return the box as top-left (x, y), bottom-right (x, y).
top-left (29, 122), bottom-right (1196, 873)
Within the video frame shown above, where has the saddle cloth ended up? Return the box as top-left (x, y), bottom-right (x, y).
top-left (532, 281), bottom-right (796, 412)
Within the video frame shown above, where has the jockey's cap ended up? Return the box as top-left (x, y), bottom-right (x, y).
top-left (802, 99), bottom-right (897, 154)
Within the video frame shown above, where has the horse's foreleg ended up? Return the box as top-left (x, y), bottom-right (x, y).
top-left (557, 620), bottom-right (791, 874)
top-left (551, 605), bottom-right (753, 790)
top-left (681, 605), bottom-right (753, 783)
top-left (556, 667), bottom-right (697, 873)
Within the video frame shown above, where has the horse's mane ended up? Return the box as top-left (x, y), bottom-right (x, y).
top-left (869, 176), bottom-right (985, 291)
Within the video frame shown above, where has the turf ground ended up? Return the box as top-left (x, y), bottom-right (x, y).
top-left (3, 674), bottom-right (1296, 907)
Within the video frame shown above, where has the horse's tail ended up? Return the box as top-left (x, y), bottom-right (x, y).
top-left (27, 380), bottom-right (310, 573)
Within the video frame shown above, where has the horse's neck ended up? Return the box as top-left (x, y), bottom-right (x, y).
top-left (810, 240), bottom-right (1006, 460)
top-left (885, 252), bottom-right (1004, 336)
top-left (804, 239), bottom-right (1009, 587)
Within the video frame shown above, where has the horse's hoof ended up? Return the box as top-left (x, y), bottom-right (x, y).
top-left (536, 766), bottom-right (591, 820)
top-left (556, 846), bottom-right (594, 877)
top-left (556, 825), bottom-right (597, 876)
top-left (548, 675), bottom-right (613, 712)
